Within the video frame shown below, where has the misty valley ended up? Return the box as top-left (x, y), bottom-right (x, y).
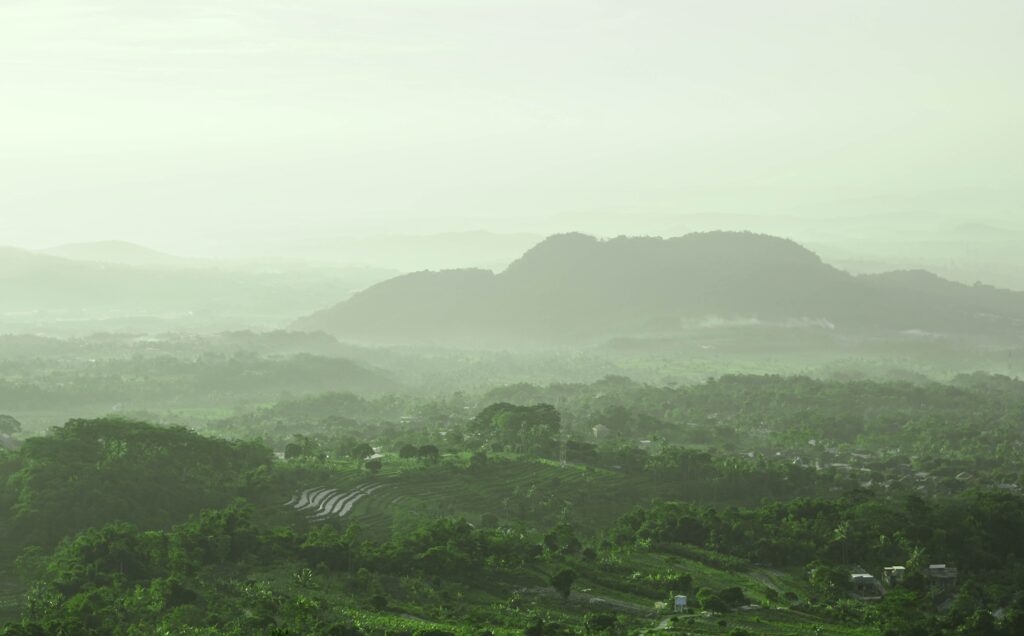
top-left (0, 232), bottom-right (1022, 636)
top-left (6, 0), bottom-right (1024, 631)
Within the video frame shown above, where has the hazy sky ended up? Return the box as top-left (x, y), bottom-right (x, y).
top-left (1, 0), bottom-right (1021, 255)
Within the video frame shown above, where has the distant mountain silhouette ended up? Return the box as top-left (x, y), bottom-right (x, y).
top-left (0, 246), bottom-right (390, 332)
top-left (40, 240), bottom-right (199, 269)
top-left (294, 232), bottom-right (1024, 344)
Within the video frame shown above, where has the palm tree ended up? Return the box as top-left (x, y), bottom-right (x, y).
top-left (833, 520), bottom-right (851, 565)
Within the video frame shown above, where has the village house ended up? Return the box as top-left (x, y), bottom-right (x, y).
top-left (849, 572), bottom-right (884, 599)
top-left (882, 566), bottom-right (906, 587)
top-left (925, 564), bottom-right (958, 593)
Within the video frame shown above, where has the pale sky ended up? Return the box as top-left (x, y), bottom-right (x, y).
top-left (1, 0), bottom-right (1021, 256)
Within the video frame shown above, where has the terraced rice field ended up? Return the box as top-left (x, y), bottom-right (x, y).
top-left (285, 481), bottom-right (387, 521)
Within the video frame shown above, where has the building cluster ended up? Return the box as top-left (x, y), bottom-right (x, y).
top-left (850, 563), bottom-right (958, 600)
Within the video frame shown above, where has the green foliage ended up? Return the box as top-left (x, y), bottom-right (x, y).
top-left (350, 443), bottom-right (374, 461)
top-left (417, 445), bottom-right (440, 464)
top-left (550, 568), bottom-right (576, 600)
top-left (481, 373), bottom-right (1024, 467)
top-left (809, 562), bottom-right (851, 599)
top-left (583, 613), bottom-right (618, 633)
top-left (542, 523), bottom-right (581, 556)
top-left (611, 490), bottom-right (1024, 579)
top-left (696, 587), bottom-right (728, 613)
top-left (9, 498), bottom-right (554, 634)
top-left (0, 353), bottom-right (396, 415)
top-left (469, 451), bottom-right (488, 470)
top-left (3, 418), bottom-right (271, 547)
top-left (470, 403), bottom-right (560, 456)
top-left (3, 378), bottom-right (1024, 636)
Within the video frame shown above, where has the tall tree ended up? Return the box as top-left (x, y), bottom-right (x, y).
top-left (550, 568), bottom-right (576, 600)
top-left (0, 414), bottom-right (21, 436)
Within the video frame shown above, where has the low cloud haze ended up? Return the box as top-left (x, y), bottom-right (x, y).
top-left (1, 0), bottom-right (1021, 257)
top-left (4, 7), bottom-right (1024, 633)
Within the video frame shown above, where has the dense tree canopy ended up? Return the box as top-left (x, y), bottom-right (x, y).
top-left (2, 418), bottom-right (271, 547)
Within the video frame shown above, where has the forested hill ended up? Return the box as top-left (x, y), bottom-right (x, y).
top-left (294, 231), bottom-right (1024, 344)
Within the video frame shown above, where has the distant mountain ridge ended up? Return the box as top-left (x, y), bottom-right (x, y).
top-left (40, 240), bottom-right (200, 269)
top-left (0, 246), bottom-right (392, 334)
top-left (293, 231), bottom-right (1024, 344)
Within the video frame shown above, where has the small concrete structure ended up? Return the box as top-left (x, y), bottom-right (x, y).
top-left (673, 595), bottom-right (688, 611)
top-left (883, 566), bottom-right (906, 587)
top-left (925, 564), bottom-right (958, 593)
top-left (850, 573), bottom-right (884, 599)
